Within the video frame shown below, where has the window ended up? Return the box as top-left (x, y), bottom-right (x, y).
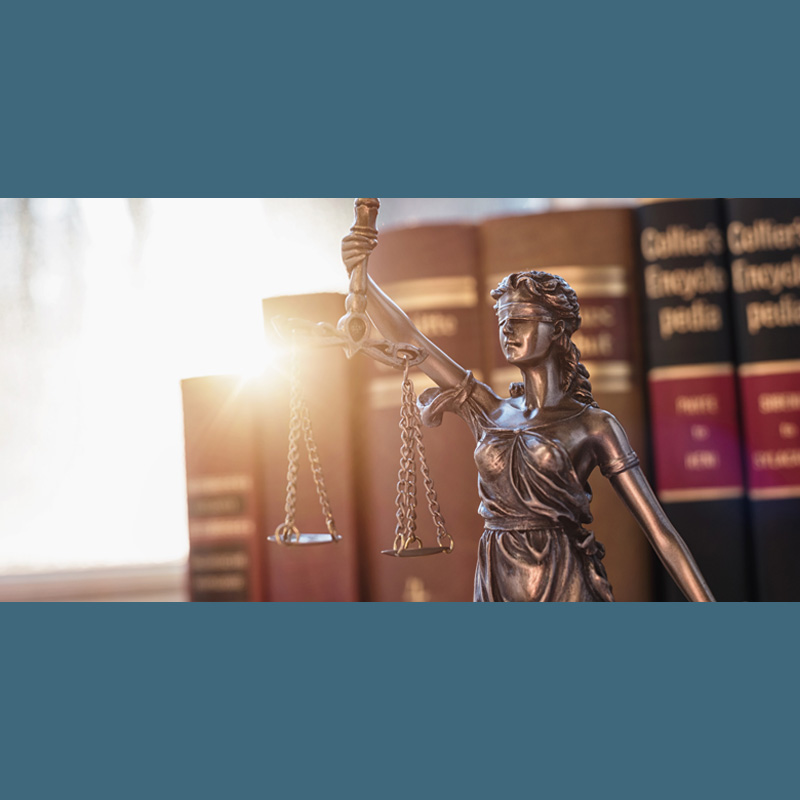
top-left (1, 198), bottom-right (560, 580)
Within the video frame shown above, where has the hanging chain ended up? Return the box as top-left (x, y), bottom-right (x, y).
top-left (392, 358), bottom-right (453, 554)
top-left (394, 360), bottom-right (420, 551)
top-left (279, 341), bottom-right (304, 541)
top-left (276, 339), bottom-right (339, 544)
top-left (410, 396), bottom-right (452, 552)
top-left (299, 400), bottom-right (337, 537)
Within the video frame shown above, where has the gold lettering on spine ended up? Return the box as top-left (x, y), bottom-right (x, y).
top-left (779, 422), bottom-right (799, 439)
top-left (658, 299), bottom-right (723, 340)
top-left (402, 577), bottom-right (432, 603)
top-left (191, 552), bottom-right (249, 571)
top-left (187, 475), bottom-right (253, 494)
top-left (752, 449), bottom-right (800, 470)
top-left (410, 312), bottom-right (459, 338)
top-left (685, 451), bottom-right (721, 471)
top-left (643, 261), bottom-right (727, 343)
top-left (691, 425), bottom-right (711, 441)
top-left (728, 218), bottom-right (800, 255)
top-left (759, 392), bottom-right (800, 414)
top-left (744, 294), bottom-right (800, 335)
top-left (731, 255), bottom-right (800, 295)
top-left (193, 574), bottom-right (247, 593)
top-left (641, 224), bottom-right (725, 262)
top-left (645, 261), bottom-right (728, 301)
top-left (572, 330), bottom-right (615, 359)
top-left (675, 395), bottom-right (720, 416)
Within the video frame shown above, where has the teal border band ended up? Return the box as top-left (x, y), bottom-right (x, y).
top-left (2, 604), bottom-right (798, 798)
top-left (3, 2), bottom-right (799, 796)
top-left (3, 3), bottom-right (800, 196)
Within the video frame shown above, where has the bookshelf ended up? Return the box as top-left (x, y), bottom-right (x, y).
top-left (5, 198), bottom-right (796, 601)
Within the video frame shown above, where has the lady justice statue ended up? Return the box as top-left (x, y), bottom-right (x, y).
top-left (338, 199), bottom-right (715, 603)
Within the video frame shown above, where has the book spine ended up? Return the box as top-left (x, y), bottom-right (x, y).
top-left (361, 225), bottom-right (487, 602)
top-left (479, 208), bottom-right (653, 601)
top-left (261, 293), bottom-right (362, 602)
top-left (181, 375), bottom-right (267, 602)
top-left (725, 198), bottom-right (800, 601)
top-left (637, 199), bottom-right (750, 601)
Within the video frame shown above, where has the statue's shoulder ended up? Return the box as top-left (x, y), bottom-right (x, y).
top-left (581, 404), bottom-right (621, 426)
top-left (418, 372), bottom-right (500, 429)
top-left (470, 379), bottom-right (503, 413)
top-left (578, 406), bottom-right (639, 474)
top-left (573, 405), bottom-right (627, 440)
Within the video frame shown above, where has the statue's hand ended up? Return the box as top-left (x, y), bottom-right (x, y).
top-left (342, 233), bottom-right (377, 276)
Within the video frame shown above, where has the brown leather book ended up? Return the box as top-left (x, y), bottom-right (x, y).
top-left (181, 374), bottom-right (268, 602)
top-left (479, 208), bottom-right (653, 602)
top-left (261, 293), bottom-right (362, 602)
top-left (361, 225), bottom-right (487, 601)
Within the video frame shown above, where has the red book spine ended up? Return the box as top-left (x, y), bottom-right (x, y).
top-left (181, 375), bottom-right (267, 602)
top-left (361, 225), bottom-right (487, 602)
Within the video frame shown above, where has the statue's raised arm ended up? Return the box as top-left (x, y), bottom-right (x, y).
top-left (341, 199), bottom-right (469, 390)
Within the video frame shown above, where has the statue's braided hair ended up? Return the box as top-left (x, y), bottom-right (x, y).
top-left (492, 271), bottom-right (595, 405)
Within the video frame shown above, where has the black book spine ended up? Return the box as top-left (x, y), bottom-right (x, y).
top-left (726, 198), bottom-right (800, 601)
top-left (637, 199), bottom-right (751, 601)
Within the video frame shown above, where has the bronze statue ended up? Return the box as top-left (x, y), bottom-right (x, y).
top-left (341, 200), bottom-right (716, 603)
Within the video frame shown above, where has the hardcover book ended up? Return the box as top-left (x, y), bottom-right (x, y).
top-left (725, 198), bottom-right (800, 601)
top-left (360, 225), bottom-right (487, 602)
top-left (637, 199), bottom-right (750, 601)
top-left (181, 374), bottom-right (267, 602)
top-left (261, 293), bottom-right (362, 602)
top-left (479, 208), bottom-right (653, 601)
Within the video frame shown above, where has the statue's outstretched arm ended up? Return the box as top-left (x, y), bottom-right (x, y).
top-left (342, 233), bottom-right (468, 390)
top-left (610, 467), bottom-right (716, 602)
top-left (591, 409), bottom-right (715, 602)
top-left (366, 276), bottom-right (468, 389)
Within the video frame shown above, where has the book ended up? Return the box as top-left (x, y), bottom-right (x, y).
top-left (479, 208), bottom-right (654, 602)
top-left (725, 198), bottom-right (800, 601)
top-left (181, 374), bottom-right (268, 602)
top-left (261, 293), bottom-right (362, 602)
top-left (360, 224), bottom-right (487, 602)
top-left (637, 199), bottom-right (751, 602)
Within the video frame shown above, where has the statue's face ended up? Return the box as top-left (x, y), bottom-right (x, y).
top-left (497, 300), bottom-right (560, 366)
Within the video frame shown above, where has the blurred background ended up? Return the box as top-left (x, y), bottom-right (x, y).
top-left (0, 198), bottom-right (633, 601)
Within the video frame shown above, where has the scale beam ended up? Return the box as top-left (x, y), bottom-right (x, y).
top-left (270, 199), bottom-right (429, 370)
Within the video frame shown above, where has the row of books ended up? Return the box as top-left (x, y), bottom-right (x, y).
top-left (641, 198), bottom-right (800, 602)
top-left (182, 199), bottom-right (800, 602)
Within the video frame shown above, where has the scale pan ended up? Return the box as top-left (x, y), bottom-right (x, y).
top-left (269, 533), bottom-right (341, 547)
top-left (381, 547), bottom-right (449, 558)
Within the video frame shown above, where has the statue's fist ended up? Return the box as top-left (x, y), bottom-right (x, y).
top-left (342, 234), bottom-right (377, 276)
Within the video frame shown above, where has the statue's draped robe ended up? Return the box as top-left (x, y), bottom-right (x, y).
top-left (420, 374), bottom-right (639, 603)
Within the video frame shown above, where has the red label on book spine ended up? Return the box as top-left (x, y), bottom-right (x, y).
top-left (573, 296), bottom-right (633, 363)
top-left (739, 363), bottom-right (800, 499)
top-left (648, 369), bottom-right (744, 501)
